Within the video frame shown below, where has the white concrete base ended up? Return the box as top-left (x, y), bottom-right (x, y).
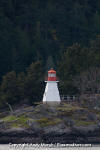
top-left (43, 101), bottom-right (61, 106)
top-left (43, 81), bottom-right (61, 102)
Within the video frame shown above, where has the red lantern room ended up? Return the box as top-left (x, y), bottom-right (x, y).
top-left (48, 69), bottom-right (56, 81)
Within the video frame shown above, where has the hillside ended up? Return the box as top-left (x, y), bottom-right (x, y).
top-left (0, 0), bottom-right (100, 77)
top-left (0, 0), bottom-right (100, 107)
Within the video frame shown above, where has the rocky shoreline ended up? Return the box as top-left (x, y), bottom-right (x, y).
top-left (0, 103), bottom-right (100, 144)
top-left (0, 125), bottom-right (100, 144)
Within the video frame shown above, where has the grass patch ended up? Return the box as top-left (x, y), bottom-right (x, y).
top-left (14, 115), bottom-right (29, 128)
top-left (2, 115), bottom-right (29, 128)
top-left (11, 122), bottom-right (29, 128)
top-left (56, 105), bottom-right (82, 112)
top-left (2, 115), bottom-right (17, 122)
top-left (75, 120), bottom-right (96, 126)
top-left (71, 114), bottom-right (87, 121)
top-left (36, 117), bottom-right (61, 127)
top-left (95, 111), bottom-right (100, 118)
top-left (56, 106), bottom-right (77, 117)
top-left (58, 111), bottom-right (73, 117)
top-left (11, 123), bottom-right (21, 128)
top-left (56, 107), bottom-right (72, 111)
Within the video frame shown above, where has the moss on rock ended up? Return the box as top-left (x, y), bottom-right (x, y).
top-left (75, 120), bottom-right (97, 126)
top-left (36, 117), bottom-right (61, 127)
top-left (2, 115), bottom-right (29, 128)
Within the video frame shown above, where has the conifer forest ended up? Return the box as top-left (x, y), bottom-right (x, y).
top-left (0, 0), bottom-right (100, 107)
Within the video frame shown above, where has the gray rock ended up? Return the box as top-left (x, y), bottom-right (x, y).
top-left (0, 127), bottom-right (25, 135)
top-left (27, 119), bottom-right (42, 132)
top-left (87, 112), bottom-right (97, 121)
top-left (0, 111), bottom-right (9, 118)
top-left (63, 118), bottom-right (75, 127)
top-left (13, 106), bottom-right (34, 117)
top-left (43, 123), bottom-right (71, 134)
top-left (0, 120), bottom-right (4, 124)
top-left (97, 122), bottom-right (100, 127)
top-left (73, 124), bottom-right (99, 135)
top-left (75, 109), bottom-right (87, 114)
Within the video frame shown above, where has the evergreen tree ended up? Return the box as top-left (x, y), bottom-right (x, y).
top-left (0, 71), bottom-right (18, 106)
top-left (24, 61), bottom-right (44, 103)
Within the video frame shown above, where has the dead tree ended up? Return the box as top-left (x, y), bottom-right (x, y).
top-left (74, 67), bottom-right (100, 95)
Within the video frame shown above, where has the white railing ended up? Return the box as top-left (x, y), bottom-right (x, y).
top-left (60, 94), bottom-right (100, 101)
top-left (60, 95), bottom-right (77, 101)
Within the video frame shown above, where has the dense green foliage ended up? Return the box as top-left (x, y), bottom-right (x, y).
top-left (0, 61), bottom-right (44, 107)
top-left (58, 37), bottom-right (100, 95)
top-left (0, 0), bottom-right (100, 107)
top-left (0, 0), bottom-right (100, 76)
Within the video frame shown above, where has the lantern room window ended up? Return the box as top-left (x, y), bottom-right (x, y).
top-left (48, 73), bottom-right (56, 77)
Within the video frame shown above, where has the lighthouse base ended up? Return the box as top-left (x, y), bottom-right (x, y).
top-left (43, 101), bottom-right (60, 106)
top-left (43, 81), bottom-right (61, 103)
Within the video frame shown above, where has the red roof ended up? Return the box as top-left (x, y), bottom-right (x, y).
top-left (48, 69), bottom-right (56, 73)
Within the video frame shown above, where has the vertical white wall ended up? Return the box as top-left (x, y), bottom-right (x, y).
top-left (43, 81), bottom-right (61, 102)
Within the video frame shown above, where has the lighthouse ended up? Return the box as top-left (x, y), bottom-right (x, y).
top-left (43, 68), bottom-right (61, 103)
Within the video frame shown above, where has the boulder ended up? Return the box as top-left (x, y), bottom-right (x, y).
top-left (63, 119), bottom-right (75, 127)
top-left (73, 124), bottom-right (99, 135)
top-left (87, 112), bottom-right (97, 121)
top-left (27, 119), bottom-right (42, 132)
top-left (43, 123), bottom-right (71, 135)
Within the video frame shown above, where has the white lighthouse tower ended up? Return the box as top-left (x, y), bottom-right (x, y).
top-left (43, 69), bottom-right (61, 103)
